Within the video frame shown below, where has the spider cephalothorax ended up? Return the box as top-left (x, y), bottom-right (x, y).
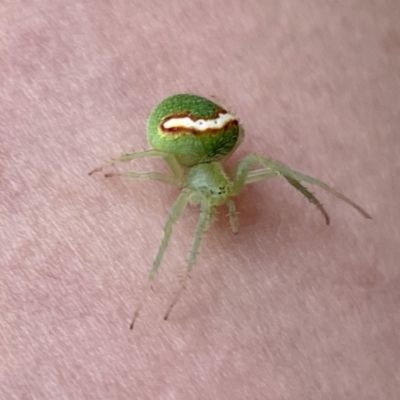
top-left (90, 94), bottom-right (371, 328)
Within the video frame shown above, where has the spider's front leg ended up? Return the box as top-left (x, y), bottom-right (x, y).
top-left (164, 199), bottom-right (214, 321)
top-left (231, 154), bottom-right (329, 224)
top-left (231, 154), bottom-right (279, 195)
top-left (89, 149), bottom-right (184, 186)
top-left (232, 154), bottom-right (371, 223)
top-left (227, 199), bottom-right (239, 234)
top-left (130, 189), bottom-right (191, 329)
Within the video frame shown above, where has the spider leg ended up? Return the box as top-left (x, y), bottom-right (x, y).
top-left (130, 189), bottom-right (191, 329)
top-left (244, 169), bottom-right (280, 185)
top-left (242, 166), bottom-right (330, 224)
top-left (89, 149), bottom-right (184, 183)
top-left (258, 155), bottom-right (372, 220)
top-left (232, 155), bottom-right (278, 194)
top-left (227, 199), bottom-right (239, 234)
top-left (284, 176), bottom-right (330, 224)
top-left (164, 200), bottom-right (213, 321)
top-left (232, 154), bottom-right (371, 222)
top-left (204, 206), bottom-right (216, 232)
top-left (105, 171), bottom-right (180, 186)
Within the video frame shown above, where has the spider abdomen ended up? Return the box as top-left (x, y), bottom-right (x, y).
top-left (147, 94), bottom-right (243, 167)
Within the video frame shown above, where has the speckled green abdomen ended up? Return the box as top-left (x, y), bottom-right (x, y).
top-left (147, 94), bottom-right (243, 167)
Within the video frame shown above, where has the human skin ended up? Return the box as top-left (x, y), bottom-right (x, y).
top-left (1, 1), bottom-right (399, 399)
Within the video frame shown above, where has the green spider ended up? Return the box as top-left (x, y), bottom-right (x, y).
top-left (90, 94), bottom-right (371, 328)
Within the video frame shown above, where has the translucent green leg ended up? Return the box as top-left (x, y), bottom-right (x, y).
top-left (130, 189), bottom-right (191, 329)
top-left (244, 169), bottom-right (280, 185)
top-left (204, 207), bottom-right (216, 232)
top-left (164, 201), bottom-right (213, 320)
top-left (89, 149), bottom-right (184, 182)
top-left (105, 171), bottom-right (179, 186)
top-left (232, 154), bottom-right (371, 223)
top-left (232, 155), bottom-right (278, 194)
top-left (233, 157), bottom-right (330, 222)
top-left (227, 199), bottom-right (239, 234)
top-left (284, 176), bottom-right (330, 224)
top-left (258, 155), bottom-right (372, 220)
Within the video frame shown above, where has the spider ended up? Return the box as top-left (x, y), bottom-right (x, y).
top-left (89, 94), bottom-right (371, 328)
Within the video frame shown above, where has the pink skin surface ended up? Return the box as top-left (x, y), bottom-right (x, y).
top-left (1, 1), bottom-right (399, 399)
